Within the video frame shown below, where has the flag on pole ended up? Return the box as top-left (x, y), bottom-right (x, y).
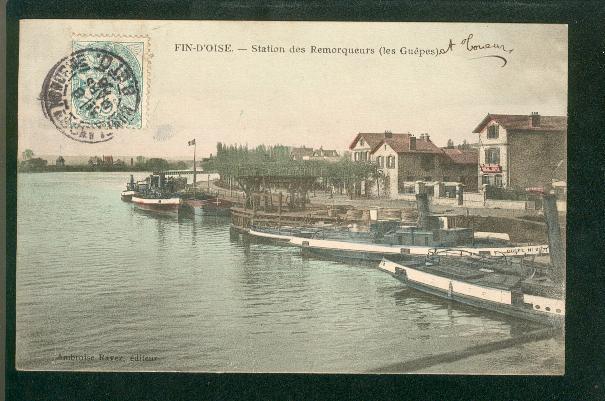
top-left (188, 139), bottom-right (196, 146)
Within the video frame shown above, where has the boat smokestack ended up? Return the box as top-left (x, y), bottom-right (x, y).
top-left (416, 193), bottom-right (430, 230)
top-left (543, 194), bottom-right (565, 283)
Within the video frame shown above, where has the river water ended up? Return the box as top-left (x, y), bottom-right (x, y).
top-left (16, 172), bottom-right (564, 373)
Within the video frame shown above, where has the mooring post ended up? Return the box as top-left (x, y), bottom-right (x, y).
top-left (457, 184), bottom-right (464, 206)
top-left (278, 192), bottom-right (283, 227)
top-left (543, 194), bottom-right (565, 283)
top-left (416, 193), bottom-right (430, 230)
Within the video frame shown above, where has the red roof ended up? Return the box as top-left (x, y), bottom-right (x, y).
top-left (442, 148), bottom-right (478, 165)
top-left (472, 113), bottom-right (567, 133)
top-left (350, 132), bottom-right (443, 154)
top-left (378, 135), bottom-right (443, 154)
top-left (349, 133), bottom-right (398, 150)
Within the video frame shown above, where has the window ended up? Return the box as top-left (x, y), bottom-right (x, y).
top-left (485, 148), bottom-right (500, 164)
top-left (482, 175), bottom-right (494, 186)
top-left (494, 174), bottom-right (503, 187)
top-left (406, 176), bottom-right (415, 182)
top-left (359, 139), bottom-right (365, 146)
top-left (387, 156), bottom-right (395, 169)
top-left (487, 124), bottom-right (499, 139)
top-left (424, 176), bottom-right (432, 181)
top-left (443, 176), bottom-right (451, 182)
top-left (377, 156), bottom-right (384, 167)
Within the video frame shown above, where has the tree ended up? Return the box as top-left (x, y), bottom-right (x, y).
top-left (457, 139), bottom-right (471, 150)
top-left (20, 157), bottom-right (47, 170)
top-left (135, 155), bottom-right (146, 166)
top-left (170, 160), bottom-right (188, 170)
top-left (145, 158), bottom-right (169, 171)
top-left (22, 149), bottom-right (34, 160)
top-left (446, 139), bottom-right (454, 148)
top-left (371, 169), bottom-right (386, 198)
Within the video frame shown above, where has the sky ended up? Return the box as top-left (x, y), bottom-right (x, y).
top-left (19, 20), bottom-right (567, 159)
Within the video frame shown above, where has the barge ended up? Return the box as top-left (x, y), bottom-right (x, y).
top-left (293, 237), bottom-right (548, 261)
top-left (378, 193), bottom-right (566, 326)
top-left (254, 194), bottom-right (548, 260)
top-left (379, 255), bottom-right (564, 326)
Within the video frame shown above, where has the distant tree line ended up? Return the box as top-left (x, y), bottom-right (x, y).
top-left (18, 150), bottom-right (189, 173)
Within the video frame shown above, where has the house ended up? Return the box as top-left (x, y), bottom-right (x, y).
top-left (290, 146), bottom-right (314, 161)
top-left (441, 148), bottom-right (479, 189)
top-left (312, 147), bottom-right (339, 161)
top-left (349, 131), bottom-right (478, 198)
top-left (291, 146), bottom-right (340, 161)
top-left (472, 112), bottom-right (567, 190)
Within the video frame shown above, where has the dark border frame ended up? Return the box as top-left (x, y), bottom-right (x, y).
top-left (6, 1), bottom-right (605, 400)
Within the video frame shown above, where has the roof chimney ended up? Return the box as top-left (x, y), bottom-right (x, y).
top-left (530, 112), bottom-right (540, 127)
top-left (384, 130), bottom-right (393, 138)
top-left (409, 135), bottom-right (416, 150)
top-left (425, 133), bottom-right (430, 142)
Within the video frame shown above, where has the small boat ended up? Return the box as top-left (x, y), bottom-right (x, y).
top-left (185, 197), bottom-right (232, 216)
top-left (121, 175), bottom-right (138, 202)
top-left (379, 253), bottom-right (564, 326)
top-left (248, 225), bottom-right (320, 243)
top-left (121, 190), bottom-right (137, 202)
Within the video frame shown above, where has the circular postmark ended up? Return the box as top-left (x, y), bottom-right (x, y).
top-left (41, 47), bottom-right (141, 143)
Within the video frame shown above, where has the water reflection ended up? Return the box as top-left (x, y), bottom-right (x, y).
top-left (16, 173), bottom-right (563, 373)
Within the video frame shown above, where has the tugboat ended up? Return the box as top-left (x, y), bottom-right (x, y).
top-left (128, 172), bottom-right (187, 215)
top-left (120, 175), bottom-right (138, 202)
top-left (378, 194), bottom-right (565, 326)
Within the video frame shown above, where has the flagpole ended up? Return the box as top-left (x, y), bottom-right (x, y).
top-left (193, 140), bottom-right (197, 197)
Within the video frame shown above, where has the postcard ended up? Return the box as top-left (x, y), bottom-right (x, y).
top-left (16, 20), bottom-right (567, 374)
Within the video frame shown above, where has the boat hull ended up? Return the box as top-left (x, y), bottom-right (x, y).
top-left (247, 227), bottom-right (318, 245)
top-left (290, 236), bottom-right (549, 260)
top-left (301, 245), bottom-right (394, 261)
top-left (132, 196), bottom-right (182, 215)
top-left (379, 259), bottom-right (564, 326)
top-left (185, 199), bottom-right (231, 216)
top-left (248, 229), bottom-right (294, 243)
